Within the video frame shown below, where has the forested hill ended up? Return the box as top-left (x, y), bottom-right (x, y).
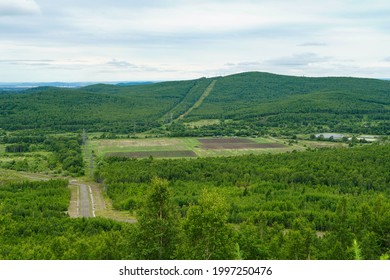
top-left (0, 79), bottom-right (211, 132)
top-left (189, 72), bottom-right (390, 120)
top-left (0, 72), bottom-right (389, 134)
top-left (183, 72), bottom-right (390, 135)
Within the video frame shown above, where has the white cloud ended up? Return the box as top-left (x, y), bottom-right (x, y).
top-left (0, 0), bottom-right (40, 16)
top-left (298, 42), bottom-right (327, 47)
top-left (1, 0), bottom-right (390, 81)
top-left (265, 53), bottom-right (331, 67)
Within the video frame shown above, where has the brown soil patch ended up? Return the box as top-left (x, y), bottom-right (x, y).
top-left (106, 150), bottom-right (198, 158)
top-left (198, 138), bottom-right (255, 144)
top-left (201, 143), bottom-right (286, 149)
top-left (198, 138), bottom-right (285, 149)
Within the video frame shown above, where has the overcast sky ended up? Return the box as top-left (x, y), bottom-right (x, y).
top-left (0, 0), bottom-right (390, 82)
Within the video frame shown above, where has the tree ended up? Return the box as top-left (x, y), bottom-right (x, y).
top-left (133, 177), bottom-right (179, 259)
top-left (237, 221), bottom-right (270, 259)
top-left (334, 197), bottom-right (353, 248)
top-left (325, 197), bottom-right (354, 259)
top-left (282, 217), bottom-right (317, 260)
top-left (351, 239), bottom-right (362, 260)
top-left (177, 189), bottom-right (238, 260)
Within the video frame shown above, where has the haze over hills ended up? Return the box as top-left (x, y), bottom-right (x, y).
top-left (0, 81), bottom-right (153, 91)
top-left (0, 72), bottom-right (389, 135)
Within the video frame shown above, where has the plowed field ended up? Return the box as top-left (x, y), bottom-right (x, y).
top-left (198, 138), bottom-right (285, 149)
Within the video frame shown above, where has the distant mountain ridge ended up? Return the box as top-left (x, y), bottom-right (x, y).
top-left (0, 72), bottom-right (389, 135)
top-left (0, 81), bottom-right (154, 90)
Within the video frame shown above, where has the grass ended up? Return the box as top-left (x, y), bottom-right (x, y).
top-left (181, 137), bottom-right (202, 149)
top-left (0, 168), bottom-right (27, 185)
top-left (251, 137), bottom-right (282, 144)
top-left (297, 140), bottom-right (347, 149)
top-left (67, 184), bottom-right (79, 217)
top-left (0, 167), bottom-right (60, 186)
top-left (89, 138), bottom-right (189, 157)
top-left (106, 150), bottom-right (198, 158)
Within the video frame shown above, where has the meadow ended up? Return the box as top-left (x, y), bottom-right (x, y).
top-left (89, 136), bottom-right (345, 159)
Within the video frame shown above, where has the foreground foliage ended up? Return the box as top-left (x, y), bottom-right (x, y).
top-left (0, 180), bottom-right (133, 259)
top-left (96, 144), bottom-right (390, 259)
top-left (1, 145), bottom-right (389, 260)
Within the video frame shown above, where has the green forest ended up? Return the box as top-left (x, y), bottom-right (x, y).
top-left (1, 144), bottom-right (389, 259)
top-left (94, 144), bottom-right (390, 260)
top-left (1, 72), bottom-right (389, 135)
top-left (0, 180), bottom-right (132, 259)
top-left (0, 72), bottom-right (389, 260)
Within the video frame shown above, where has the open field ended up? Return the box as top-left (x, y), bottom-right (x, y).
top-left (107, 150), bottom-right (198, 158)
top-left (198, 138), bottom-right (286, 149)
top-left (88, 135), bottom-right (358, 159)
top-left (89, 138), bottom-right (187, 156)
top-left (89, 136), bottom-right (302, 158)
top-left (0, 168), bottom-right (57, 185)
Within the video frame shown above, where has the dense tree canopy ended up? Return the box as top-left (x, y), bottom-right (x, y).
top-left (96, 144), bottom-right (390, 259)
top-left (1, 72), bottom-right (389, 260)
top-left (1, 72), bottom-right (389, 135)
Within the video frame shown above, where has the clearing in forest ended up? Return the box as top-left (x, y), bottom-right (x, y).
top-left (176, 79), bottom-right (217, 121)
top-left (90, 136), bottom-right (293, 159)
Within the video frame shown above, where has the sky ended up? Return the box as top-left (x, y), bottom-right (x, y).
top-left (0, 0), bottom-right (390, 82)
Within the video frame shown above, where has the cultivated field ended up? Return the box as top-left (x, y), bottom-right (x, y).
top-left (198, 138), bottom-right (285, 149)
top-left (89, 137), bottom-right (298, 159)
top-left (107, 150), bottom-right (198, 158)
